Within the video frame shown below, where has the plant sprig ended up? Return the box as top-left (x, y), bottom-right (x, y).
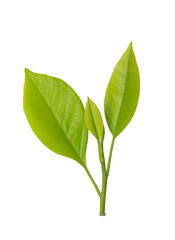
top-left (23, 42), bottom-right (140, 215)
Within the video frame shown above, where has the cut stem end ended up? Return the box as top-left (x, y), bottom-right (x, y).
top-left (99, 213), bottom-right (106, 216)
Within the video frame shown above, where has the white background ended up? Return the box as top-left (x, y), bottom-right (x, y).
top-left (0, 0), bottom-right (175, 239)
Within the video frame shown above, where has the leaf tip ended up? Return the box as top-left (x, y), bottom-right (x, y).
top-left (87, 96), bottom-right (92, 104)
top-left (128, 41), bottom-right (133, 50)
top-left (24, 68), bottom-right (31, 75)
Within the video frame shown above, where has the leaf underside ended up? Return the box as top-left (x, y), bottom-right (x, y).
top-left (23, 69), bottom-right (88, 166)
top-left (104, 42), bottom-right (140, 138)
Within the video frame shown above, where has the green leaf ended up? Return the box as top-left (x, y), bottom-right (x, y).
top-left (104, 42), bottom-right (140, 138)
top-left (85, 97), bottom-right (104, 141)
top-left (23, 69), bottom-right (88, 166)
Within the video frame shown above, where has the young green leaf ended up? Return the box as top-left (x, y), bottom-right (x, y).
top-left (23, 69), bottom-right (88, 166)
top-left (85, 97), bottom-right (104, 141)
top-left (104, 42), bottom-right (140, 138)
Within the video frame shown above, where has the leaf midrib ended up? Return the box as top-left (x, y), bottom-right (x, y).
top-left (113, 49), bottom-right (131, 135)
top-left (26, 70), bottom-right (84, 165)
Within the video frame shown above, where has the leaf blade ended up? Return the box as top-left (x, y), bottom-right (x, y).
top-left (104, 42), bottom-right (140, 137)
top-left (85, 97), bottom-right (104, 141)
top-left (23, 69), bottom-right (88, 166)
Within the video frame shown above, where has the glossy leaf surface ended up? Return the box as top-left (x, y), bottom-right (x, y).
top-left (85, 97), bottom-right (104, 141)
top-left (104, 42), bottom-right (140, 138)
top-left (23, 69), bottom-right (88, 166)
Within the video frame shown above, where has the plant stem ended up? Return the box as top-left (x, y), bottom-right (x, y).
top-left (98, 142), bottom-right (106, 172)
top-left (107, 137), bottom-right (115, 176)
top-left (84, 167), bottom-right (100, 197)
top-left (98, 137), bottom-right (115, 215)
top-left (98, 141), bottom-right (108, 216)
top-left (100, 173), bottom-right (108, 215)
top-left (84, 137), bottom-right (116, 215)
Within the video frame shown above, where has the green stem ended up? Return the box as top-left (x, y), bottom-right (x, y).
top-left (107, 137), bottom-right (115, 176)
top-left (98, 141), bottom-right (108, 216)
top-left (100, 174), bottom-right (108, 216)
top-left (84, 136), bottom-right (115, 215)
top-left (99, 137), bottom-right (115, 215)
top-left (84, 166), bottom-right (101, 197)
top-left (98, 142), bottom-right (106, 173)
